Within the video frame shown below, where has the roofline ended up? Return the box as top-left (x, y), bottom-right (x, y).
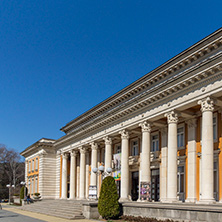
top-left (60, 27), bottom-right (222, 133)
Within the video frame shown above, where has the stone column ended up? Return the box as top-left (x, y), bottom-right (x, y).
top-left (61, 153), bottom-right (68, 199)
top-left (97, 148), bottom-right (101, 198)
top-left (185, 119), bottom-right (197, 203)
top-left (69, 150), bottom-right (77, 199)
top-left (198, 97), bottom-right (215, 203)
top-left (79, 147), bottom-right (86, 199)
top-left (139, 121), bottom-right (151, 199)
top-left (160, 128), bottom-right (168, 202)
top-left (85, 151), bottom-right (90, 199)
top-left (165, 111), bottom-right (178, 202)
top-left (90, 142), bottom-right (98, 187)
top-left (104, 136), bottom-right (112, 171)
top-left (76, 154), bottom-right (80, 199)
top-left (119, 130), bottom-right (130, 201)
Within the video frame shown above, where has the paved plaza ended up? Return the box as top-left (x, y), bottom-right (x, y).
top-left (1, 204), bottom-right (98, 222)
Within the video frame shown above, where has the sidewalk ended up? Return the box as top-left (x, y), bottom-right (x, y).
top-left (2, 204), bottom-right (100, 222)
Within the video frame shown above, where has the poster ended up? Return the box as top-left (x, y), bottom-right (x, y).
top-left (113, 153), bottom-right (121, 181)
top-left (89, 185), bottom-right (97, 199)
top-left (140, 182), bottom-right (151, 201)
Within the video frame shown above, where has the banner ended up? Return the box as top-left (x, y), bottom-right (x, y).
top-left (112, 153), bottom-right (121, 181)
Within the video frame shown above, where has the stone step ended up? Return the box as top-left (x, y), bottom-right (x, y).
top-left (20, 199), bottom-right (85, 220)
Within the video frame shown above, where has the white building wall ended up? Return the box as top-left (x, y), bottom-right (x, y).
top-left (55, 153), bottom-right (61, 199)
top-left (41, 153), bottom-right (57, 199)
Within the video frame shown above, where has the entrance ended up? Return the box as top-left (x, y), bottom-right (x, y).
top-left (151, 169), bottom-right (159, 201)
top-left (131, 171), bottom-right (139, 201)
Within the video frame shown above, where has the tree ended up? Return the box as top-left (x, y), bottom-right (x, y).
top-left (0, 144), bottom-right (24, 198)
top-left (98, 176), bottom-right (120, 219)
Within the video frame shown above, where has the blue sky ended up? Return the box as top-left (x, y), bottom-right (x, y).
top-left (0, 0), bottom-right (221, 153)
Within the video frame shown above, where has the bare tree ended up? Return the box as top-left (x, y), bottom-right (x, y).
top-left (0, 144), bottom-right (24, 198)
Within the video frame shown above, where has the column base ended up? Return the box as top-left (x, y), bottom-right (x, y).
top-left (119, 197), bottom-right (130, 203)
top-left (185, 198), bottom-right (197, 203)
top-left (198, 198), bottom-right (216, 204)
top-left (163, 198), bottom-right (181, 203)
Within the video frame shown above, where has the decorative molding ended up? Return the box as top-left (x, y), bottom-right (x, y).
top-left (198, 97), bottom-right (214, 112)
top-left (165, 111), bottom-right (178, 124)
top-left (90, 142), bottom-right (98, 150)
top-left (119, 129), bottom-right (129, 140)
top-left (103, 136), bottom-right (112, 145)
top-left (62, 153), bottom-right (69, 159)
top-left (70, 150), bottom-right (78, 157)
top-left (79, 147), bottom-right (87, 154)
top-left (139, 121), bottom-right (151, 133)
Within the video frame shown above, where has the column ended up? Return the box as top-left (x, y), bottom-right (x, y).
top-left (76, 154), bottom-right (80, 199)
top-left (119, 130), bottom-right (130, 201)
top-left (61, 153), bottom-right (68, 199)
top-left (90, 142), bottom-right (98, 187)
top-left (185, 119), bottom-right (197, 203)
top-left (79, 147), bottom-right (86, 199)
top-left (139, 121), bottom-right (151, 201)
top-left (97, 148), bottom-right (101, 198)
top-left (198, 97), bottom-right (215, 203)
top-left (104, 136), bottom-right (112, 171)
top-left (69, 150), bottom-right (77, 199)
top-left (85, 151), bottom-right (90, 199)
top-left (165, 111), bottom-right (178, 202)
top-left (160, 127), bottom-right (168, 202)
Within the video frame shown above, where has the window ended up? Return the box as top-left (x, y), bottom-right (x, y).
top-left (35, 158), bottom-right (38, 171)
top-left (115, 144), bottom-right (121, 154)
top-left (32, 178), bottom-right (34, 194)
top-left (35, 177), bottom-right (38, 193)
top-left (32, 159), bottom-right (34, 172)
top-left (177, 126), bottom-right (185, 148)
top-left (131, 140), bottom-right (139, 156)
top-left (213, 114), bottom-right (217, 141)
top-left (151, 134), bottom-right (159, 152)
top-left (29, 161), bottom-right (31, 173)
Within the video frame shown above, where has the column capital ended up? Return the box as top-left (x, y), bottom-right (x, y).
top-left (79, 147), bottom-right (87, 154)
top-left (62, 152), bottom-right (69, 159)
top-left (103, 136), bottom-right (112, 145)
top-left (139, 121), bottom-right (151, 133)
top-left (165, 111), bottom-right (178, 124)
top-left (70, 150), bottom-right (78, 157)
top-left (90, 142), bottom-right (98, 150)
top-left (186, 118), bottom-right (197, 129)
top-left (198, 97), bottom-right (214, 112)
top-left (119, 130), bottom-right (129, 140)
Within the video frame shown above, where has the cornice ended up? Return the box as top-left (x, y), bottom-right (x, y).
top-left (60, 30), bottom-right (222, 134)
top-left (55, 57), bottom-right (222, 146)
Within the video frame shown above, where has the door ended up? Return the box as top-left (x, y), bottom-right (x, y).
top-left (151, 169), bottom-right (160, 201)
top-left (131, 171), bottom-right (139, 201)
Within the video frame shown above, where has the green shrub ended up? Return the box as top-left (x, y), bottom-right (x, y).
top-left (20, 186), bottom-right (24, 200)
top-left (13, 193), bottom-right (20, 196)
top-left (98, 176), bottom-right (120, 219)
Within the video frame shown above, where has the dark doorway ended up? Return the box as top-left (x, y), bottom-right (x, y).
top-left (131, 171), bottom-right (139, 201)
top-left (151, 169), bottom-right (159, 201)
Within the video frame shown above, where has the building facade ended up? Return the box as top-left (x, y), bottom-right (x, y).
top-left (21, 28), bottom-right (222, 204)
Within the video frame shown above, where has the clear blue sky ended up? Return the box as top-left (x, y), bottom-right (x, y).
top-left (0, 0), bottom-right (221, 153)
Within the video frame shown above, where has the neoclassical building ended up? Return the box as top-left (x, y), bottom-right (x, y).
top-left (21, 28), bottom-right (222, 205)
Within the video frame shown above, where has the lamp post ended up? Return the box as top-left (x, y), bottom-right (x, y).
top-left (6, 184), bottom-right (15, 205)
top-left (92, 165), bottom-right (112, 179)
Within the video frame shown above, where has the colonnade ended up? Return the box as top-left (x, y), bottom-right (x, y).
top-left (60, 97), bottom-right (216, 204)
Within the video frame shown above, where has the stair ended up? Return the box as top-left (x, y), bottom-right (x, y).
top-left (20, 199), bottom-right (86, 220)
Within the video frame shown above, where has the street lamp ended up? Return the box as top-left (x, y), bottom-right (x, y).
top-left (6, 184), bottom-right (15, 205)
top-left (92, 165), bottom-right (112, 179)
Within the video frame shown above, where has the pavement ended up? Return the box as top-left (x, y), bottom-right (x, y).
top-left (1, 203), bottom-right (100, 222)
